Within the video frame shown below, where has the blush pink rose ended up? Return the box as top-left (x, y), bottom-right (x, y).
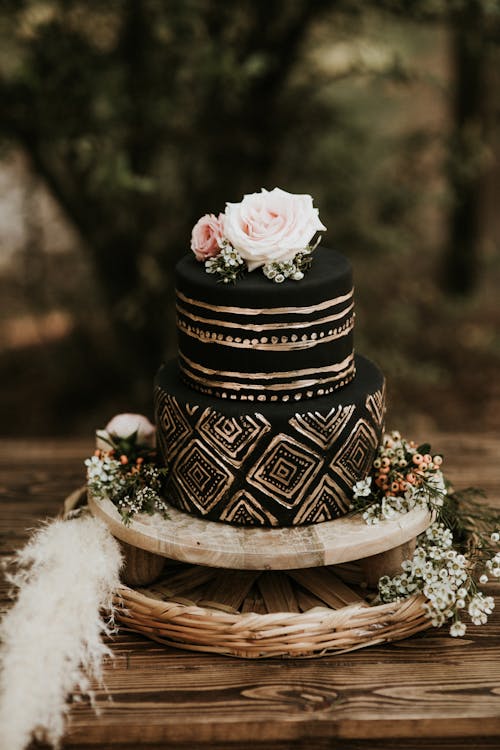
top-left (191, 213), bottom-right (225, 261)
top-left (223, 188), bottom-right (326, 271)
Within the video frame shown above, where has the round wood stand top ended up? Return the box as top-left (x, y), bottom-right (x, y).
top-left (88, 493), bottom-right (433, 571)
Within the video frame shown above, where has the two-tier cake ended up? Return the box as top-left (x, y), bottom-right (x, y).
top-left (154, 188), bottom-right (385, 526)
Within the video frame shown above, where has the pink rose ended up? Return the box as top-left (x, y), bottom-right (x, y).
top-left (223, 188), bottom-right (326, 271)
top-left (191, 213), bottom-right (225, 261)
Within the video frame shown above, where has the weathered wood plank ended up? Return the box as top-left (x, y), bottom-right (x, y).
top-left (289, 567), bottom-right (365, 608)
top-left (198, 570), bottom-right (260, 610)
top-left (257, 572), bottom-right (300, 613)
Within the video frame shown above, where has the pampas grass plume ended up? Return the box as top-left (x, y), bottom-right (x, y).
top-left (0, 515), bottom-right (122, 749)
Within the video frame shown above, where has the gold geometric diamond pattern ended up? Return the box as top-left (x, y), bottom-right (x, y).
top-left (365, 382), bottom-right (386, 426)
top-left (329, 419), bottom-right (379, 489)
top-left (154, 388), bottom-right (193, 457)
top-left (172, 439), bottom-right (234, 515)
top-left (288, 404), bottom-right (355, 450)
top-left (196, 409), bottom-right (271, 467)
top-left (293, 473), bottom-right (351, 525)
top-left (219, 490), bottom-right (279, 526)
top-left (247, 433), bottom-right (323, 509)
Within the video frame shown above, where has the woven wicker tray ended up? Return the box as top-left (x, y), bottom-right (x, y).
top-left (114, 559), bottom-right (430, 658)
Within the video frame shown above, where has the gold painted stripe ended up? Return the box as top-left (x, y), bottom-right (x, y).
top-left (178, 317), bottom-right (354, 351)
top-left (179, 356), bottom-right (355, 392)
top-left (179, 351), bottom-right (354, 381)
top-left (176, 301), bottom-right (354, 332)
top-left (176, 288), bottom-right (353, 316)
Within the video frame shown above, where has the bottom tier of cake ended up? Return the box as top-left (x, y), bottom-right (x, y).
top-left (154, 355), bottom-right (385, 527)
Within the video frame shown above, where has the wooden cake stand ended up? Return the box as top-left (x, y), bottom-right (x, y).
top-left (88, 493), bottom-right (432, 586)
top-left (80, 493), bottom-right (436, 657)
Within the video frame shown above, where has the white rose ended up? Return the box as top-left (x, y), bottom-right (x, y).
top-left (96, 413), bottom-right (156, 450)
top-left (223, 187), bottom-right (326, 271)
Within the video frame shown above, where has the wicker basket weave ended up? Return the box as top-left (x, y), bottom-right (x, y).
top-left (112, 561), bottom-right (431, 658)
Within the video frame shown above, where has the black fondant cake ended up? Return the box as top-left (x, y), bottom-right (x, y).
top-left (155, 243), bottom-right (386, 527)
top-left (176, 247), bottom-right (355, 401)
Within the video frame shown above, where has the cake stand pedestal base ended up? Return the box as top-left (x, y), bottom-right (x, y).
top-left (119, 536), bottom-right (418, 588)
top-left (66, 490), bottom-right (435, 657)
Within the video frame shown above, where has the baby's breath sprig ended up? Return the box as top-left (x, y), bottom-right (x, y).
top-left (378, 521), bottom-right (496, 636)
top-left (205, 244), bottom-right (246, 284)
top-left (262, 245), bottom-right (317, 284)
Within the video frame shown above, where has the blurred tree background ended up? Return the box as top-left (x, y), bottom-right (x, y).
top-left (0, 0), bottom-right (499, 436)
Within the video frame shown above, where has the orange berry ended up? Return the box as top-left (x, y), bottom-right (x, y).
top-left (412, 453), bottom-right (423, 465)
top-left (406, 473), bottom-right (416, 484)
top-left (94, 449), bottom-right (101, 457)
top-left (424, 454), bottom-right (432, 463)
top-left (375, 476), bottom-right (384, 488)
top-left (136, 457), bottom-right (144, 465)
top-left (381, 457), bottom-right (391, 468)
top-left (390, 481), bottom-right (399, 493)
top-left (120, 454), bottom-right (128, 465)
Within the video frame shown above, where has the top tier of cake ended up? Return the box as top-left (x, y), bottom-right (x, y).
top-left (175, 246), bottom-right (355, 402)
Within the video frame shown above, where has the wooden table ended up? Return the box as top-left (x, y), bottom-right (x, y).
top-left (1, 435), bottom-right (500, 749)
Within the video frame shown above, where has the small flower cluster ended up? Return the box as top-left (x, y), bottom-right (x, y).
top-left (204, 244), bottom-right (318, 285)
top-left (351, 431), bottom-right (447, 524)
top-left (378, 522), bottom-right (495, 636)
top-left (86, 443), bottom-right (169, 525)
top-left (191, 188), bottom-right (325, 283)
top-left (205, 243), bottom-right (246, 284)
top-left (262, 248), bottom-right (315, 283)
top-left (353, 430), bottom-right (500, 638)
top-left (486, 548), bottom-right (500, 578)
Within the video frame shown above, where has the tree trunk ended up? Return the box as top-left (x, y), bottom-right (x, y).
top-left (443, 0), bottom-right (487, 295)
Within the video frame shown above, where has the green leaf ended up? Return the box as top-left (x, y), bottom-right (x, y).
top-left (417, 443), bottom-right (431, 455)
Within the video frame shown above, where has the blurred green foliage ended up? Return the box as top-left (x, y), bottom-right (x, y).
top-left (0, 0), bottom-right (499, 434)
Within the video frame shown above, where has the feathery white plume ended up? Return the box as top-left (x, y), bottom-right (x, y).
top-left (0, 514), bottom-right (122, 749)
